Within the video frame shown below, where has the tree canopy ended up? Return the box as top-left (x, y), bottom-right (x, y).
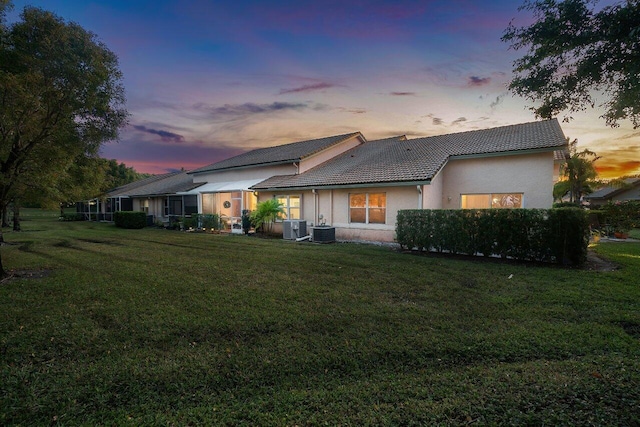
top-left (503, 0), bottom-right (640, 128)
top-left (0, 2), bottom-right (128, 276)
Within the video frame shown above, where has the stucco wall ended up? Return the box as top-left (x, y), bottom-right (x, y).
top-left (422, 170), bottom-right (444, 209)
top-left (440, 152), bottom-right (555, 209)
top-left (258, 185), bottom-right (420, 242)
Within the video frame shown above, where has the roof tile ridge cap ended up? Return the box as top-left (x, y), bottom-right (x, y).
top-left (410, 119), bottom-right (557, 142)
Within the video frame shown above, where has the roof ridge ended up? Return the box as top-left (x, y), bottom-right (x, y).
top-left (405, 119), bottom-right (560, 142)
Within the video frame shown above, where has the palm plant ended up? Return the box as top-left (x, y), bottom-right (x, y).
top-left (554, 139), bottom-right (599, 203)
top-left (250, 199), bottom-right (285, 235)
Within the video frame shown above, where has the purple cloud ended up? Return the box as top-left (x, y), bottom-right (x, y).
top-left (468, 76), bottom-right (491, 87)
top-left (132, 125), bottom-right (185, 143)
top-left (195, 102), bottom-right (311, 119)
top-left (390, 91), bottom-right (416, 96)
top-left (279, 82), bottom-right (335, 94)
top-left (337, 107), bottom-right (367, 114)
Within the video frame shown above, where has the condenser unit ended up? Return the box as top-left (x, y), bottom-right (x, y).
top-left (312, 226), bottom-right (335, 243)
top-left (283, 220), bottom-right (307, 240)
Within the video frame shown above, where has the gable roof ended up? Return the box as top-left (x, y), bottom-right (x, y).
top-left (251, 119), bottom-right (567, 190)
top-left (584, 178), bottom-right (640, 200)
top-left (108, 172), bottom-right (203, 198)
top-left (189, 132), bottom-right (365, 174)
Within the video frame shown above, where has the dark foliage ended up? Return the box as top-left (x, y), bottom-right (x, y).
top-left (397, 208), bottom-right (589, 266)
top-left (114, 211), bottom-right (147, 229)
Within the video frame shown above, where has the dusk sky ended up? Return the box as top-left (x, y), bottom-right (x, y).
top-left (8, 0), bottom-right (640, 178)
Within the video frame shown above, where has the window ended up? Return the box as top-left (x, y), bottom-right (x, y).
top-left (349, 193), bottom-right (386, 224)
top-left (141, 199), bottom-right (149, 214)
top-left (276, 195), bottom-right (301, 220)
top-left (184, 195), bottom-right (198, 215)
top-left (461, 193), bottom-right (523, 209)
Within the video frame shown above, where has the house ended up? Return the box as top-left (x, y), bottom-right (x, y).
top-left (78, 171), bottom-right (203, 223)
top-left (86, 119), bottom-right (567, 242)
top-left (249, 120), bottom-right (567, 242)
top-left (182, 132), bottom-right (367, 232)
top-left (584, 178), bottom-right (640, 207)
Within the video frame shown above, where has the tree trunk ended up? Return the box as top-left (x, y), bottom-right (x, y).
top-left (0, 236), bottom-right (6, 279)
top-left (12, 202), bottom-right (20, 232)
top-left (1, 205), bottom-right (8, 228)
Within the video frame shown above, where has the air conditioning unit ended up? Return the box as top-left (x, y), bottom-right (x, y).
top-left (312, 226), bottom-right (335, 243)
top-left (283, 220), bottom-right (307, 240)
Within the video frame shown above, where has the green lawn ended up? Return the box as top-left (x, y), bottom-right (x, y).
top-left (1, 210), bottom-right (639, 425)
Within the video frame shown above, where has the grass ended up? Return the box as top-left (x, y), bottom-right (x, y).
top-left (1, 210), bottom-right (639, 425)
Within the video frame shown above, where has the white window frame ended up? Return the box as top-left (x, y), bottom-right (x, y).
top-left (349, 192), bottom-right (386, 224)
top-left (275, 195), bottom-right (301, 221)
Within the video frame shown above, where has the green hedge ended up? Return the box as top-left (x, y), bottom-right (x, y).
top-left (114, 211), bottom-right (147, 229)
top-left (396, 208), bottom-right (589, 266)
top-left (60, 213), bottom-right (84, 221)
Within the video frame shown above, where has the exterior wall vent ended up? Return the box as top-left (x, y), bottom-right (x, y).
top-left (283, 220), bottom-right (307, 240)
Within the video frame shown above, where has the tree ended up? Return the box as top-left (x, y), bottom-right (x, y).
top-left (503, 0), bottom-right (640, 128)
top-left (102, 159), bottom-right (151, 190)
top-left (250, 199), bottom-right (285, 235)
top-left (554, 139), bottom-right (599, 203)
top-left (0, 3), bottom-right (128, 277)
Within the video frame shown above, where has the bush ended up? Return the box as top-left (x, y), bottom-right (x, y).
top-left (397, 208), bottom-right (589, 266)
top-left (114, 211), bottom-right (147, 229)
top-left (553, 201), bottom-right (581, 208)
top-left (600, 201), bottom-right (640, 234)
top-left (59, 213), bottom-right (84, 221)
top-left (250, 199), bottom-right (284, 234)
top-left (189, 214), bottom-right (221, 230)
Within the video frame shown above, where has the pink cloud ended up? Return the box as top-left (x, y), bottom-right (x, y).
top-left (468, 76), bottom-right (491, 87)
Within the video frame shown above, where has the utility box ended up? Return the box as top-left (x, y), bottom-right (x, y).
top-left (312, 226), bottom-right (335, 243)
top-left (283, 220), bottom-right (307, 240)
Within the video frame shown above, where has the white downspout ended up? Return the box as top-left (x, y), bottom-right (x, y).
top-left (312, 189), bottom-right (317, 225)
top-left (329, 189), bottom-right (333, 224)
top-left (417, 185), bottom-right (423, 209)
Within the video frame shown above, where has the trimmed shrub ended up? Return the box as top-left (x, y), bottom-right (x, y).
top-left (553, 202), bottom-right (581, 208)
top-left (114, 211), bottom-right (147, 229)
top-left (600, 201), bottom-right (640, 234)
top-left (397, 208), bottom-right (589, 266)
top-left (60, 213), bottom-right (84, 221)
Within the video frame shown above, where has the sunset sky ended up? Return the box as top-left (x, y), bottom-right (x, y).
top-left (8, 0), bottom-right (640, 179)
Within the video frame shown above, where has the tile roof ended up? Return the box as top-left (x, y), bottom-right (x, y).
top-left (251, 119), bottom-right (567, 190)
top-left (108, 172), bottom-right (203, 198)
top-left (584, 178), bottom-right (640, 200)
top-left (189, 132), bottom-right (364, 174)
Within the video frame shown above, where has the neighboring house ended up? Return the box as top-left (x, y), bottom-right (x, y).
top-left (584, 178), bottom-right (640, 207)
top-left (250, 119), bottom-right (567, 242)
top-left (78, 171), bottom-right (203, 223)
